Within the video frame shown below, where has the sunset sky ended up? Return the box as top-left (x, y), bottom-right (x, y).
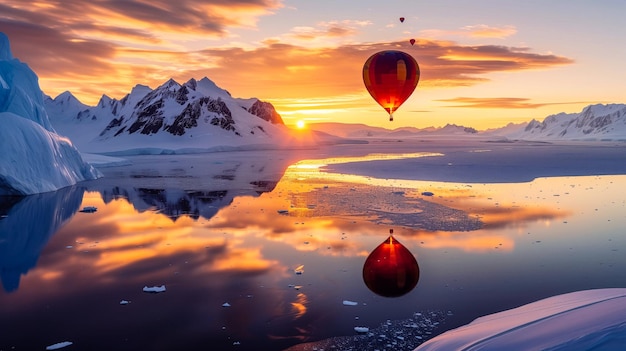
top-left (1, 0), bottom-right (625, 129)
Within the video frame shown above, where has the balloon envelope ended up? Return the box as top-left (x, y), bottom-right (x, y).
top-left (399, 17), bottom-right (405, 23)
top-left (410, 38), bottom-right (416, 45)
top-left (362, 50), bottom-right (420, 120)
top-left (362, 234), bottom-right (419, 297)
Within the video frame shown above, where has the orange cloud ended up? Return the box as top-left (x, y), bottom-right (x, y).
top-left (1, 1), bottom-right (572, 109)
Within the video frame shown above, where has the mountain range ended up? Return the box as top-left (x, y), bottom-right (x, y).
top-left (45, 77), bottom-right (327, 155)
top-left (47, 82), bottom-right (626, 149)
top-left (307, 104), bottom-right (626, 141)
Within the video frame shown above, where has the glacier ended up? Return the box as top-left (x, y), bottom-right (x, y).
top-left (0, 32), bottom-right (100, 195)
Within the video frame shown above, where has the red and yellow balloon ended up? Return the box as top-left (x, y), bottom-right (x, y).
top-left (362, 50), bottom-right (420, 121)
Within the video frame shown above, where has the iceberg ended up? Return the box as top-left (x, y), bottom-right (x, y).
top-left (0, 32), bottom-right (100, 195)
top-left (415, 288), bottom-right (626, 351)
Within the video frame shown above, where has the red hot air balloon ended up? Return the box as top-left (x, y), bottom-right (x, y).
top-left (362, 50), bottom-right (420, 121)
top-left (362, 230), bottom-right (420, 298)
top-left (410, 38), bottom-right (416, 46)
top-left (399, 17), bottom-right (405, 23)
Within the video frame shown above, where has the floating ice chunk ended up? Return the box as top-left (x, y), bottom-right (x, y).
top-left (233, 341), bottom-right (241, 345)
top-left (65, 245), bottom-right (73, 249)
top-left (222, 302), bottom-right (231, 307)
top-left (421, 191), bottom-right (434, 196)
top-left (79, 206), bottom-right (98, 213)
top-left (294, 265), bottom-right (304, 275)
top-left (343, 300), bottom-right (358, 306)
top-left (143, 285), bottom-right (166, 293)
top-left (46, 341), bottom-right (73, 350)
top-left (120, 300), bottom-right (131, 305)
top-left (277, 209), bottom-right (289, 215)
top-left (354, 326), bottom-right (369, 333)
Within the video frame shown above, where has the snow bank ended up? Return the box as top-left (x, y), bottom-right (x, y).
top-left (81, 153), bottom-right (131, 167)
top-left (415, 288), bottom-right (626, 351)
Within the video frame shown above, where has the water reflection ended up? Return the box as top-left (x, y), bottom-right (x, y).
top-left (2, 150), bottom-right (611, 350)
top-left (0, 186), bottom-right (84, 292)
top-left (363, 229), bottom-right (419, 297)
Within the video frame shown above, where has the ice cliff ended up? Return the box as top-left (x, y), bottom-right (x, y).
top-left (0, 32), bottom-right (100, 195)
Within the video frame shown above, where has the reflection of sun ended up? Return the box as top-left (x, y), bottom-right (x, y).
top-left (296, 120), bottom-right (306, 129)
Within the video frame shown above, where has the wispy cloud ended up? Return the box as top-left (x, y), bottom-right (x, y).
top-left (461, 24), bottom-right (517, 39)
top-left (284, 20), bottom-right (371, 42)
top-left (421, 24), bottom-right (517, 40)
top-left (436, 97), bottom-right (586, 109)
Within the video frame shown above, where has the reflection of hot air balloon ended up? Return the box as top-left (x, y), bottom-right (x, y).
top-left (399, 17), bottom-right (405, 23)
top-left (362, 50), bottom-right (420, 121)
top-left (362, 229), bottom-right (419, 298)
top-left (409, 38), bottom-right (416, 46)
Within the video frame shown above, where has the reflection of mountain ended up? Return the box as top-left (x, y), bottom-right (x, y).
top-left (86, 152), bottom-right (286, 220)
top-left (96, 184), bottom-right (276, 221)
top-left (0, 186), bottom-right (84, 292)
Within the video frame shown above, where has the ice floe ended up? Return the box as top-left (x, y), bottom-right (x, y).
top-left (142, 285), bottom-right (166, 293)
top-left (45, 341), bottom-right (73, 350)
top-left (79, 206), bottom-right (97, 213)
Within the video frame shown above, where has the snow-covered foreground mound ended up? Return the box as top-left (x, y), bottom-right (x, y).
top-left (0, 32), bottom-right (100, 195)
top-left (415, 288), bottom-right (626, 351)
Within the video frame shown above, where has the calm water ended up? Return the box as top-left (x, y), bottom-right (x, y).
top-left (1, 144), bottom-right (626, 351)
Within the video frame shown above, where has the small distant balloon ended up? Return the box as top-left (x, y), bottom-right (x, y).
top-left (362, 50), bottom-right (420, 121)
top-left (362, 230), bottom-right (420, 298)
top-left (409, 38), bottom-right (416, 46)
top-left (399, 17), bottom-right (405, 23)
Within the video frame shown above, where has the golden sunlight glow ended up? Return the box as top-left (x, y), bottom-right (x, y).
top-left (296, 120), bottom-right (306, 129)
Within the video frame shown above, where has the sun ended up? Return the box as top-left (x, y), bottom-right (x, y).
top-left (296, 120), bottom-right (306, 129)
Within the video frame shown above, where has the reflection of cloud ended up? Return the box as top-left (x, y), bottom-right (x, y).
top-left (290, 293), bottom-right (308, 319)
top-left (415, 231), bottom-right (516, 252)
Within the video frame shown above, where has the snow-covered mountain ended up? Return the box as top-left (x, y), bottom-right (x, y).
top-left (309, 104), bottom-right (626, 141)
top-left (498, 104), bottom-right (626, 141)
top-left (45, 77), bottom-right (304, 154)
top-left (0, 32), bottom-right (100, 195)
top-left (309, 122), bottom-right (478, 138)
